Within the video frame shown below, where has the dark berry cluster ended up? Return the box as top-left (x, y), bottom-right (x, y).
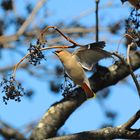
top-left (61, 83), bottom-right (73, 97)
top-left (61, 75), bottom-right (75, 97)
top-left (27, 39), bottom-right (46, 66)
top-left (125, 9), bottom-right (140, 45)
top-left (126, 9), bottom-right (140, 31)
top-left (1, 0), bottom-right (13, 11)
top-left (0, 76), bottom-right (25, 104)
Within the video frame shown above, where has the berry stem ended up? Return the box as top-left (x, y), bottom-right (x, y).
top-left (12, 45), bottom-right (74, 78)
top-left (13, 53), bottom-right (29, 77)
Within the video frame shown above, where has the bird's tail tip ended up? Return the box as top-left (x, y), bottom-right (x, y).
top-left (82, 83), bottom-right (96, 99)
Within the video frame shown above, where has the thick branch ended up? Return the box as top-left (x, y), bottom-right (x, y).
top-left (90, 51), bottom-right (140, 92)
top-left (45, 127), bottom-right (140, 140)
top-left (38, 110), bottom-right (140, 140)
top-left (30, 51), bottom-right (140, 140)
top-left (30, 92), bottom-right (86, 140)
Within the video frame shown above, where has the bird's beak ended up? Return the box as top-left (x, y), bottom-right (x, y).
top-left (53, 51), bottom-right (57, 55)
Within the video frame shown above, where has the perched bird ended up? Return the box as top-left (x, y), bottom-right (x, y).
top-left (54, 41), bottom-right (112, 98)
top-left (121, 0), bottom-right (140, 9)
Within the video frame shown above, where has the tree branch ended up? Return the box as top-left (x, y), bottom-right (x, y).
top-left (0, 121), bottom-right (26, 140)
top-left (45, 128), bottom-right (140, 140)
top-left (30, 92), bottom-right (86, 140)
top-left (41, 110), bottom-right (140, 140)
top-left (90, 51), bottom-right (140, 92)
top-left (0, 0), bottom-right (47, 44)
top-left (0, 27), bottom-right (106, 45)
top-left (95, 0), bottom-right (99, 42)
top-left (121, 110), bottom-right (140, 129)
top-left (17, 0), bottom-right (47, 36)
top-left (126, 42), bottom-right (140, 98)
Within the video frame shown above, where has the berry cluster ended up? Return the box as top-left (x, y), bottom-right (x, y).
top-left (0, 76), bottom-right (25, 104)
top-left (61, 75), bottom-right (75, 97)
top-left (126, 9), bottom-right (140, 31)
top-left (126, 9), bottom-right (140, 45)
top-left (61, 83), bottom-right (73, 97)
top-left (27, 39), bottom-right (46, 66)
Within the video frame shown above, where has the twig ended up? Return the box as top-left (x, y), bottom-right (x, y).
top-left (126, 42), bottom-right (140, 98)
top-left (112, 52), bottom-right (140, 98)
top-left (12, 45), bottom-right (76, 77)
top-left (112, 52), bottom-right (126, 64)
top-left (13, 53), bottom-right (29, 77)
top-left (17, 0), bottom-right (47, 35)
top-left (127, 43), bottom-right (132, 65)
top-left (72, 2), bottom-right (119, 21)
top-left (0, 63), bottom-right (28, 73)
top-left (39, 26), bottom-right (81, 46)
top-left (0, 27), bottom-right (107, 44)
top-left (0, 120), bottom-right (26, 140)
top-left (117, 33), bottom-right (138, 52)
top-left (0, 0), bottom-right (47, 44)
top-left (95, 0), bottom-right (99, 42)
top-left (121, 110), bottom-right (140, 129)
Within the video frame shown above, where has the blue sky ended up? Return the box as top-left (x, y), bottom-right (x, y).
top-left (0, 0), bottom-right (139, 137)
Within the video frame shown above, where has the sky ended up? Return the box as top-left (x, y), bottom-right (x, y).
top-left (0, 0), bottom-right (139, 138)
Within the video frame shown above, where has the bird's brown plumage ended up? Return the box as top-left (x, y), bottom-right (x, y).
top-left (54, 43), bottom-right (111, 98)
top-left (54, 49), bottom-right (95, 98)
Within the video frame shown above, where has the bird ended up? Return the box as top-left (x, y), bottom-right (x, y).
top-left (53, 41), bottom-right (112, 99)
top-left (121, 0), bottom-right (140, 9)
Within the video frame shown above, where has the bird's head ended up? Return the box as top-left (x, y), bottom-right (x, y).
top-left (53, 49), bottom-right (71, 61)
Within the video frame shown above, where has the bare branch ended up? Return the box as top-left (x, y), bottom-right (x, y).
top-left (0, 0), bottom-right (47, 44)
top-left (95, 0), bottom-right (99, 42)
top-left (113, 51), bottom-right (140, 98)
top-left (12, 45), bottom-right (75, 77)
top-left (121, 110), bottom-right (140, 129)
top-left (34, 110), bottom-right (140, 140)
top-left (0, 63), bottom-right (28, 73)
top-left (17, 0), bottom-right (47, 36)
top-left (39, 26), bottom-right (80, 46)
top-left (45, 127), bottom-right (140, 140)
top-left (126, 42), bottom-right (140, 98)
top-left (0, 121), bottom-right (26, 140)
top-left (0, 27), bottom-right (106, 44)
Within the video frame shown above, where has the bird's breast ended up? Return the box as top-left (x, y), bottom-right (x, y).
top-left (62, 58), bottom-right (85, 85)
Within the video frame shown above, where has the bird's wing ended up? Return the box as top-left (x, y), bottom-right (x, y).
top-left (72, 46), bottom-right (112, 71)
top-left (83, 41), bottom-right (106, 49)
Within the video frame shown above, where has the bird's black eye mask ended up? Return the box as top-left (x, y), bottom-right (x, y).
top-left (56, 50), bottom-right (62, 53)
top-left (53, 50), bottom-right (63, 55)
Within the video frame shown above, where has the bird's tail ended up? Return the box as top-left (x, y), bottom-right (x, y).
top-left (81, 83), bottom-right (96, 98)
